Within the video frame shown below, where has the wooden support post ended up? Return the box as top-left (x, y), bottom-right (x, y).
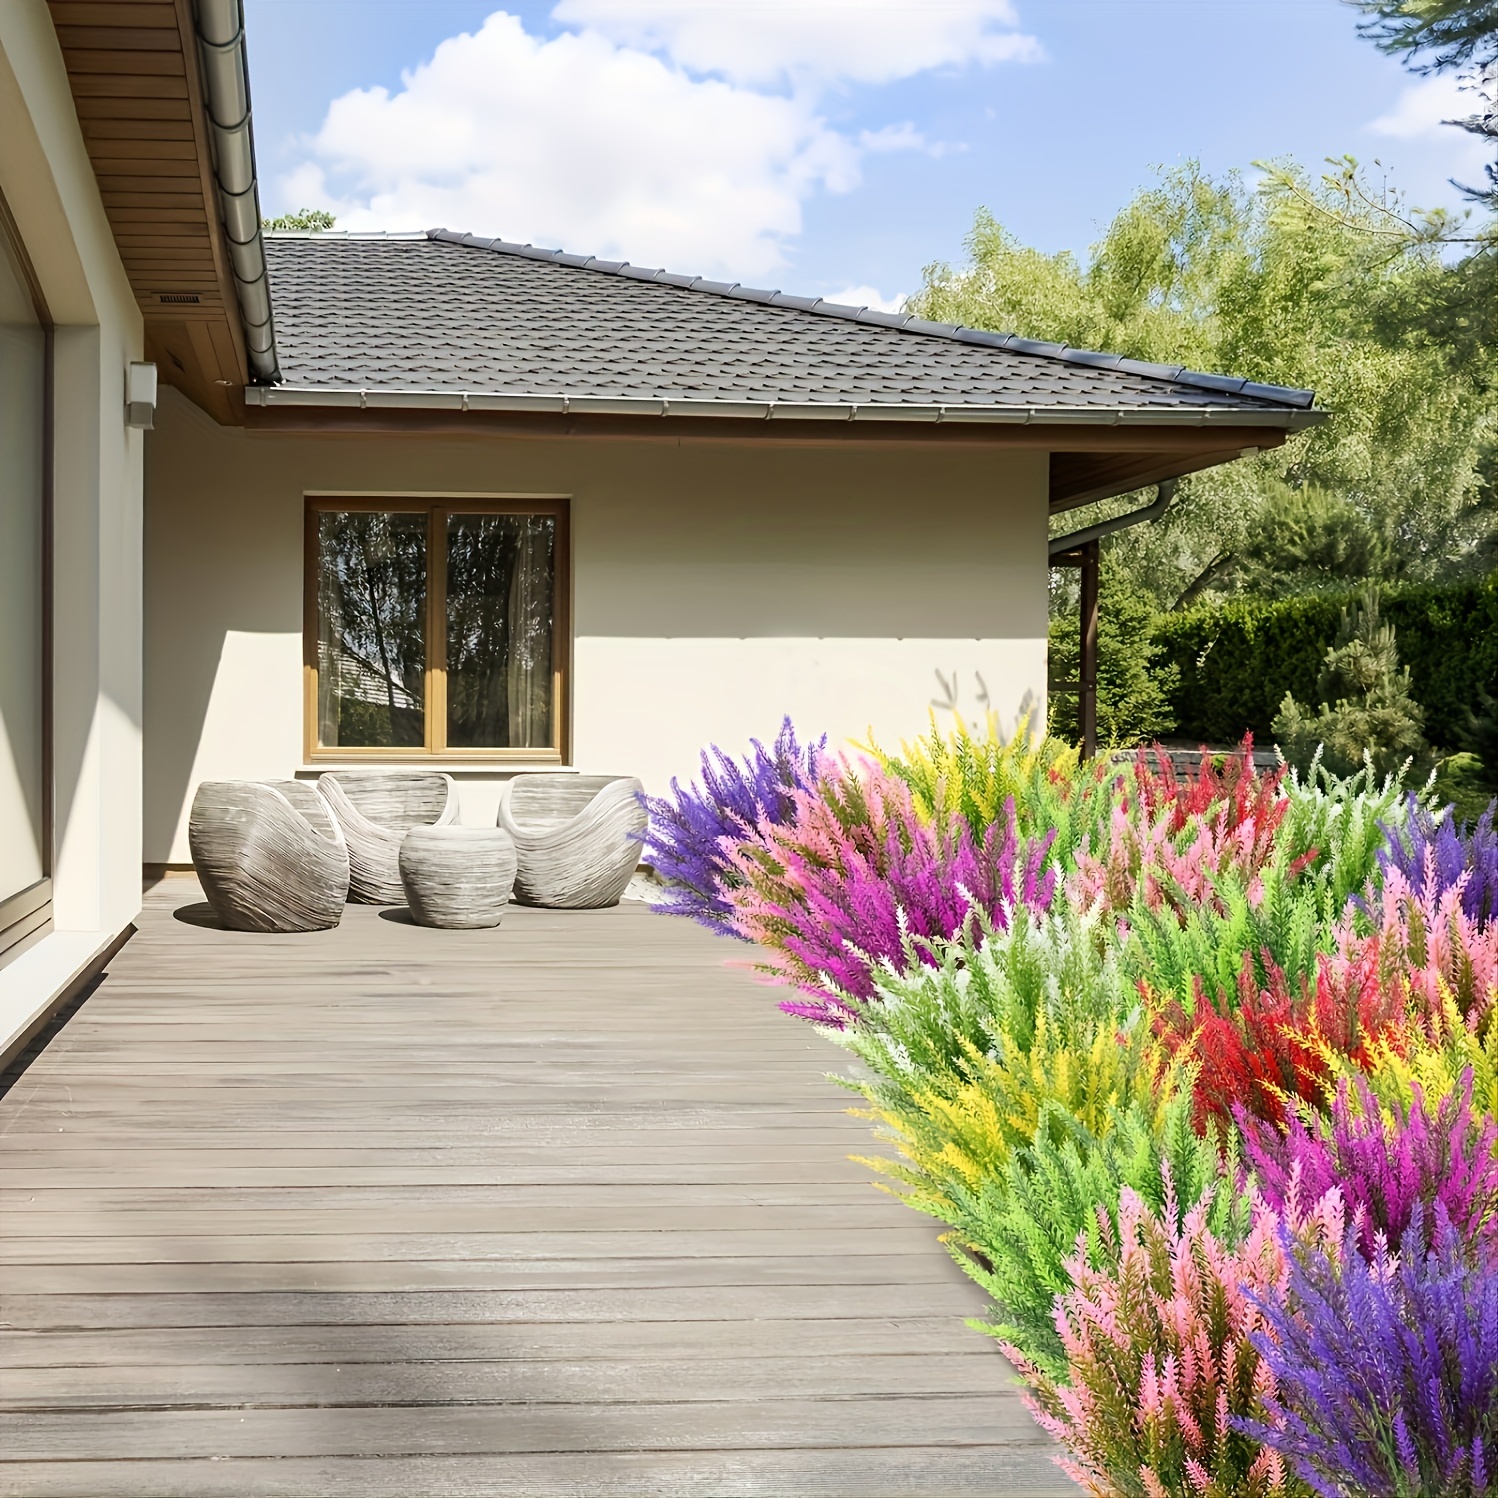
top-left (1079, 539), bottom-right (1099, 761)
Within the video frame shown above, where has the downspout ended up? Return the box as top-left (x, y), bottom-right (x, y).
top-left (193, 0), bottom-right (279, 382)
top-left (1048, 479), bottom-right (1177, 760)
top-left (1048, 479), bottom-right (1176, 558)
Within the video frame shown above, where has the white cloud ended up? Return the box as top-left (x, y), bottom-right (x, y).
top-left (281, 13), bottom-right (863, 278)
top-left (549, 0), bottom-right (1039, 87)
top-left (1366, 72), bottom-right (1491, 210)
top-left (1370, 73), bottom-right (1474, 140)
top-left (856, 122), bottom-right (963, 158)
top-left (823, 284), bottom-right (907, 313)
top-left (275, 4), bottom-right (1033, 280)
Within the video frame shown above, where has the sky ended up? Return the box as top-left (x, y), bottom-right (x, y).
top-left (243, 0), bottom-right (1488, 309)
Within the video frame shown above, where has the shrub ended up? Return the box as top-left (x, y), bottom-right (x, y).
top-left (1152, 574), bottom-right (1498, 753)
top-left (1048, 563), bottom-right (1180, 749)
top-left (1010, 1183), bottom-right (1333, 1498)
top-left (1273, 585), bottom-right (1430, 780)
top-left (639, 718), bottom-right (823, 933)
top-left (1124, 864), bottom-right (1334, 1025)
top-left (723, 765), bottom-right (1055, 1022)
top-left (1239, 1072), bottom-right (1498, 1262)
top-left (1239, 1209), bottom-right (1498, 1498)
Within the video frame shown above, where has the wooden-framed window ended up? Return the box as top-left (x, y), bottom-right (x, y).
top-left (304, 495), bottom-right (569, 762)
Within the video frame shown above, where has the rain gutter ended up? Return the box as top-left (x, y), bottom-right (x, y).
top-left (241, 388), bottom-right (1324, 430)
top-left (193, 0), bottom-right (278, 382)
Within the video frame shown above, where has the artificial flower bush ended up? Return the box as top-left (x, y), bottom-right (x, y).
top-left (645, 715), bottom-right (1498, 1497)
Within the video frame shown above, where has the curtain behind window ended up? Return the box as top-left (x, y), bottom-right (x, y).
top-left (446, 513), bottom-right (553, 749)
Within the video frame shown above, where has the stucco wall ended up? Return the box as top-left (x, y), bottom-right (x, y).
top-left (144, 389), bottom-right (1049, 863)
top-left (0, 0), bottom-right (145, 937)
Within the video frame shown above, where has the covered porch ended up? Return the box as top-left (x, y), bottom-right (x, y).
top-left (0, 884), bottom-right (1073, 1497)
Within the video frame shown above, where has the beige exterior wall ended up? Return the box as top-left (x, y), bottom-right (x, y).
top-left (0, 1), bottom-right (145, 942)
top-left (145, 390), bottom-right (1049, 863)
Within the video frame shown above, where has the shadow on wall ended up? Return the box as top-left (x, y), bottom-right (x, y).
top-left (142, 393), bottom-right (303, 864)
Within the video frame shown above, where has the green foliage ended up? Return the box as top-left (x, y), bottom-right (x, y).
top-left (943, 1099), bottom-right (1246, 1381)
top-left (1231, 481), bottom-right (1395, 597)
top-left (1352, 0), bottom-right (1498, 72)
top-left (1278, 751), bottom-right (1426, 911)
top-left (837, 905), bottom-right (1170, 1176)
top-left (1273, 587), bottom-right (1430, 778)
top-left (870, 711), bottom-right (1080, 841)
top-left (912, 162), bottom-right (1496, 612)
top-left (1153, 574), bottom-right (1498, 751)
top-left (1433, 752), bottom-right (1495, 823)
top-left (265, 207), bottom-right (337, 231)
top-left (1048, 561), bottom-right (1179, 749)
top-left (1349, 1), bottom-right (1498, 211)
top-left (1458, 683), bottom-right (1498, 789)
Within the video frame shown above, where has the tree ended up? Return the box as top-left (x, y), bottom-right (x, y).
top-left (1230, 482), bottom-right (1395, 598)
top-left (265, 208), bottom-right (336, 231)
top-left (1048, 557), bottom-right (1179, 749)
top-left (1350, 0), bottom-right (1497, 211)
top-left (1272, 586), bottom-right (1429, 778)
top-left (909, 161), bottom-right (1496, 616)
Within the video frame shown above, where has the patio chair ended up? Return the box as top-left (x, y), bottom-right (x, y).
top-left (316, 772), bottom-right (459, 903)
top-left (188, 780), bottom-right (350, 932)
top-left (498, 774), bottom-right (647, 909)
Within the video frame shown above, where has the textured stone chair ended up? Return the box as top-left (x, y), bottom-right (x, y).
top-left (188, 780), bottom-right (350, 932)
top-left (498, 774), bottom-right (647, 909)
top-left (399, 826), bottom-right (517, 929)
top-left (317, 772), bottom-right (459, 904)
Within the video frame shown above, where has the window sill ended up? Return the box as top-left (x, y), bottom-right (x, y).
top-left (297, 762), bottom-right (573, 778)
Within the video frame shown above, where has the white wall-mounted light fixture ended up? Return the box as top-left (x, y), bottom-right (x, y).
top-left (126, 361), bottom-right (158, 429)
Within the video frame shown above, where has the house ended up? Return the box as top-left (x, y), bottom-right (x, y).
top-left (0, 1), bottom-right (1321, 1051)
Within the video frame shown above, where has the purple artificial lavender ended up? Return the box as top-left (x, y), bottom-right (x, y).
top-left (1238, 1070), bottom-right (1498, 1263)
top-left (638, 718), bottom-right (825, 934)
top-left (1236, 1206), bottom-right (1498, 1498)
top-left (1380, 798), bottom-right (1498, 929)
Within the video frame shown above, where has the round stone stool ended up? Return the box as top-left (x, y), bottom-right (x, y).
top-left (399, 826), bottom-right (518, 929)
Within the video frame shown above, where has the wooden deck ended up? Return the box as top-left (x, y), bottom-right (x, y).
top-left (0, 881), bottom-right (1073, 1497)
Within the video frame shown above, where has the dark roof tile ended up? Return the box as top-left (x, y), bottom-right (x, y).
top-left (257, 232), bottom-right (1318, 415)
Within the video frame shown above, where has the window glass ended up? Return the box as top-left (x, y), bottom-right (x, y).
top-left (445, 512), bottom-right (555, 749)
top-left (0, 228), bottom-right (45, 904)
top-left (315, 510), bottom-right (427, 747)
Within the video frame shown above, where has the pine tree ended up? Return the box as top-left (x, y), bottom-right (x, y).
top-left (1272, 585), bottom-right (1429, 777)
top-left (1048, 563), bottom-right (1178, 749)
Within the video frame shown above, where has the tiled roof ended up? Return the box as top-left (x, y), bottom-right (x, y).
top-left (248, 231), bottom-right (1321, 427)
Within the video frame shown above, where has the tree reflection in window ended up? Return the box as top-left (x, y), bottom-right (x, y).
top-left (316, 511), bottom-right (426, 747)
top-left (446, 513), bottom-right (554, 748)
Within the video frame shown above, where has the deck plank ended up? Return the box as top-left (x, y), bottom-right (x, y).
top-left (0, 882), bottom-right (1075, 1496)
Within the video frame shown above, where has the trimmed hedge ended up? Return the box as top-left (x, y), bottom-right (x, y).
top-left (1153, 574), bottom-right (1498, 750)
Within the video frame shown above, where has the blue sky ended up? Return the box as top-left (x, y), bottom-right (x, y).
top-left (244, 0), bottom-right (1484, 306)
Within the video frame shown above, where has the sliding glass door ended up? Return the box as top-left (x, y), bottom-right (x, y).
top-left (0, 215), bottom-right (48, 961)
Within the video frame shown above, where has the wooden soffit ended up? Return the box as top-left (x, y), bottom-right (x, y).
top-left (49, 0), bottom-right (247, 422)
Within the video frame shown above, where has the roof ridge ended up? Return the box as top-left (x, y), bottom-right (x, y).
top-left (423, 227), bottom-right (1316, 411)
